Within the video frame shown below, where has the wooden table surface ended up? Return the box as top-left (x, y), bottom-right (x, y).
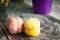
top-left (0, 13), bottom-right (60, 40)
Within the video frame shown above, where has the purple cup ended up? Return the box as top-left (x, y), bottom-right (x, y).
top-left (32, 0), bottom-right (53, 15)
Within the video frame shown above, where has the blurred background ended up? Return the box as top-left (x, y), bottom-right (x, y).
top-left (24, 0), bottom-right (60, 20)
top-left (9, 0), bottom-right (60, 20)
top-left (0, 0), bottom-right (60, 20)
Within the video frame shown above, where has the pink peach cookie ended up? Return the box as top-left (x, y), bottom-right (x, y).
top-left (8, 17), bottom-right (17, 34)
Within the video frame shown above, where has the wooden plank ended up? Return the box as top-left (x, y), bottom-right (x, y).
top-left (2, 28), bottom-right (29, 40)
top-left (0, 24), bottom-right (8, 40)
top-left (45, 15), bottom-right (60, 24)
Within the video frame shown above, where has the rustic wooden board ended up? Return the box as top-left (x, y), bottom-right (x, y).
top-left (0, 23), bottom-right (8, 40)
top-left (1, 13), bottom-right (60, 40)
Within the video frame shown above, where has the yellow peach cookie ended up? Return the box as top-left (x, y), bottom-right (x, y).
top-left (24, 18), bottom-right (41, 36)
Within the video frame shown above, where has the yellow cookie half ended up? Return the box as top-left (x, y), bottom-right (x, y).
top-left (25, 30), bottom-right (40, 36)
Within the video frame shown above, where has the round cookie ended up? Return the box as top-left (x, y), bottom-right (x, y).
top-left (24, 18), bottom-right (41, 36)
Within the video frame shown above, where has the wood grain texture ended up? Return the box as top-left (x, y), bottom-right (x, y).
top-left (0, 23), bottom-right (8, 40)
